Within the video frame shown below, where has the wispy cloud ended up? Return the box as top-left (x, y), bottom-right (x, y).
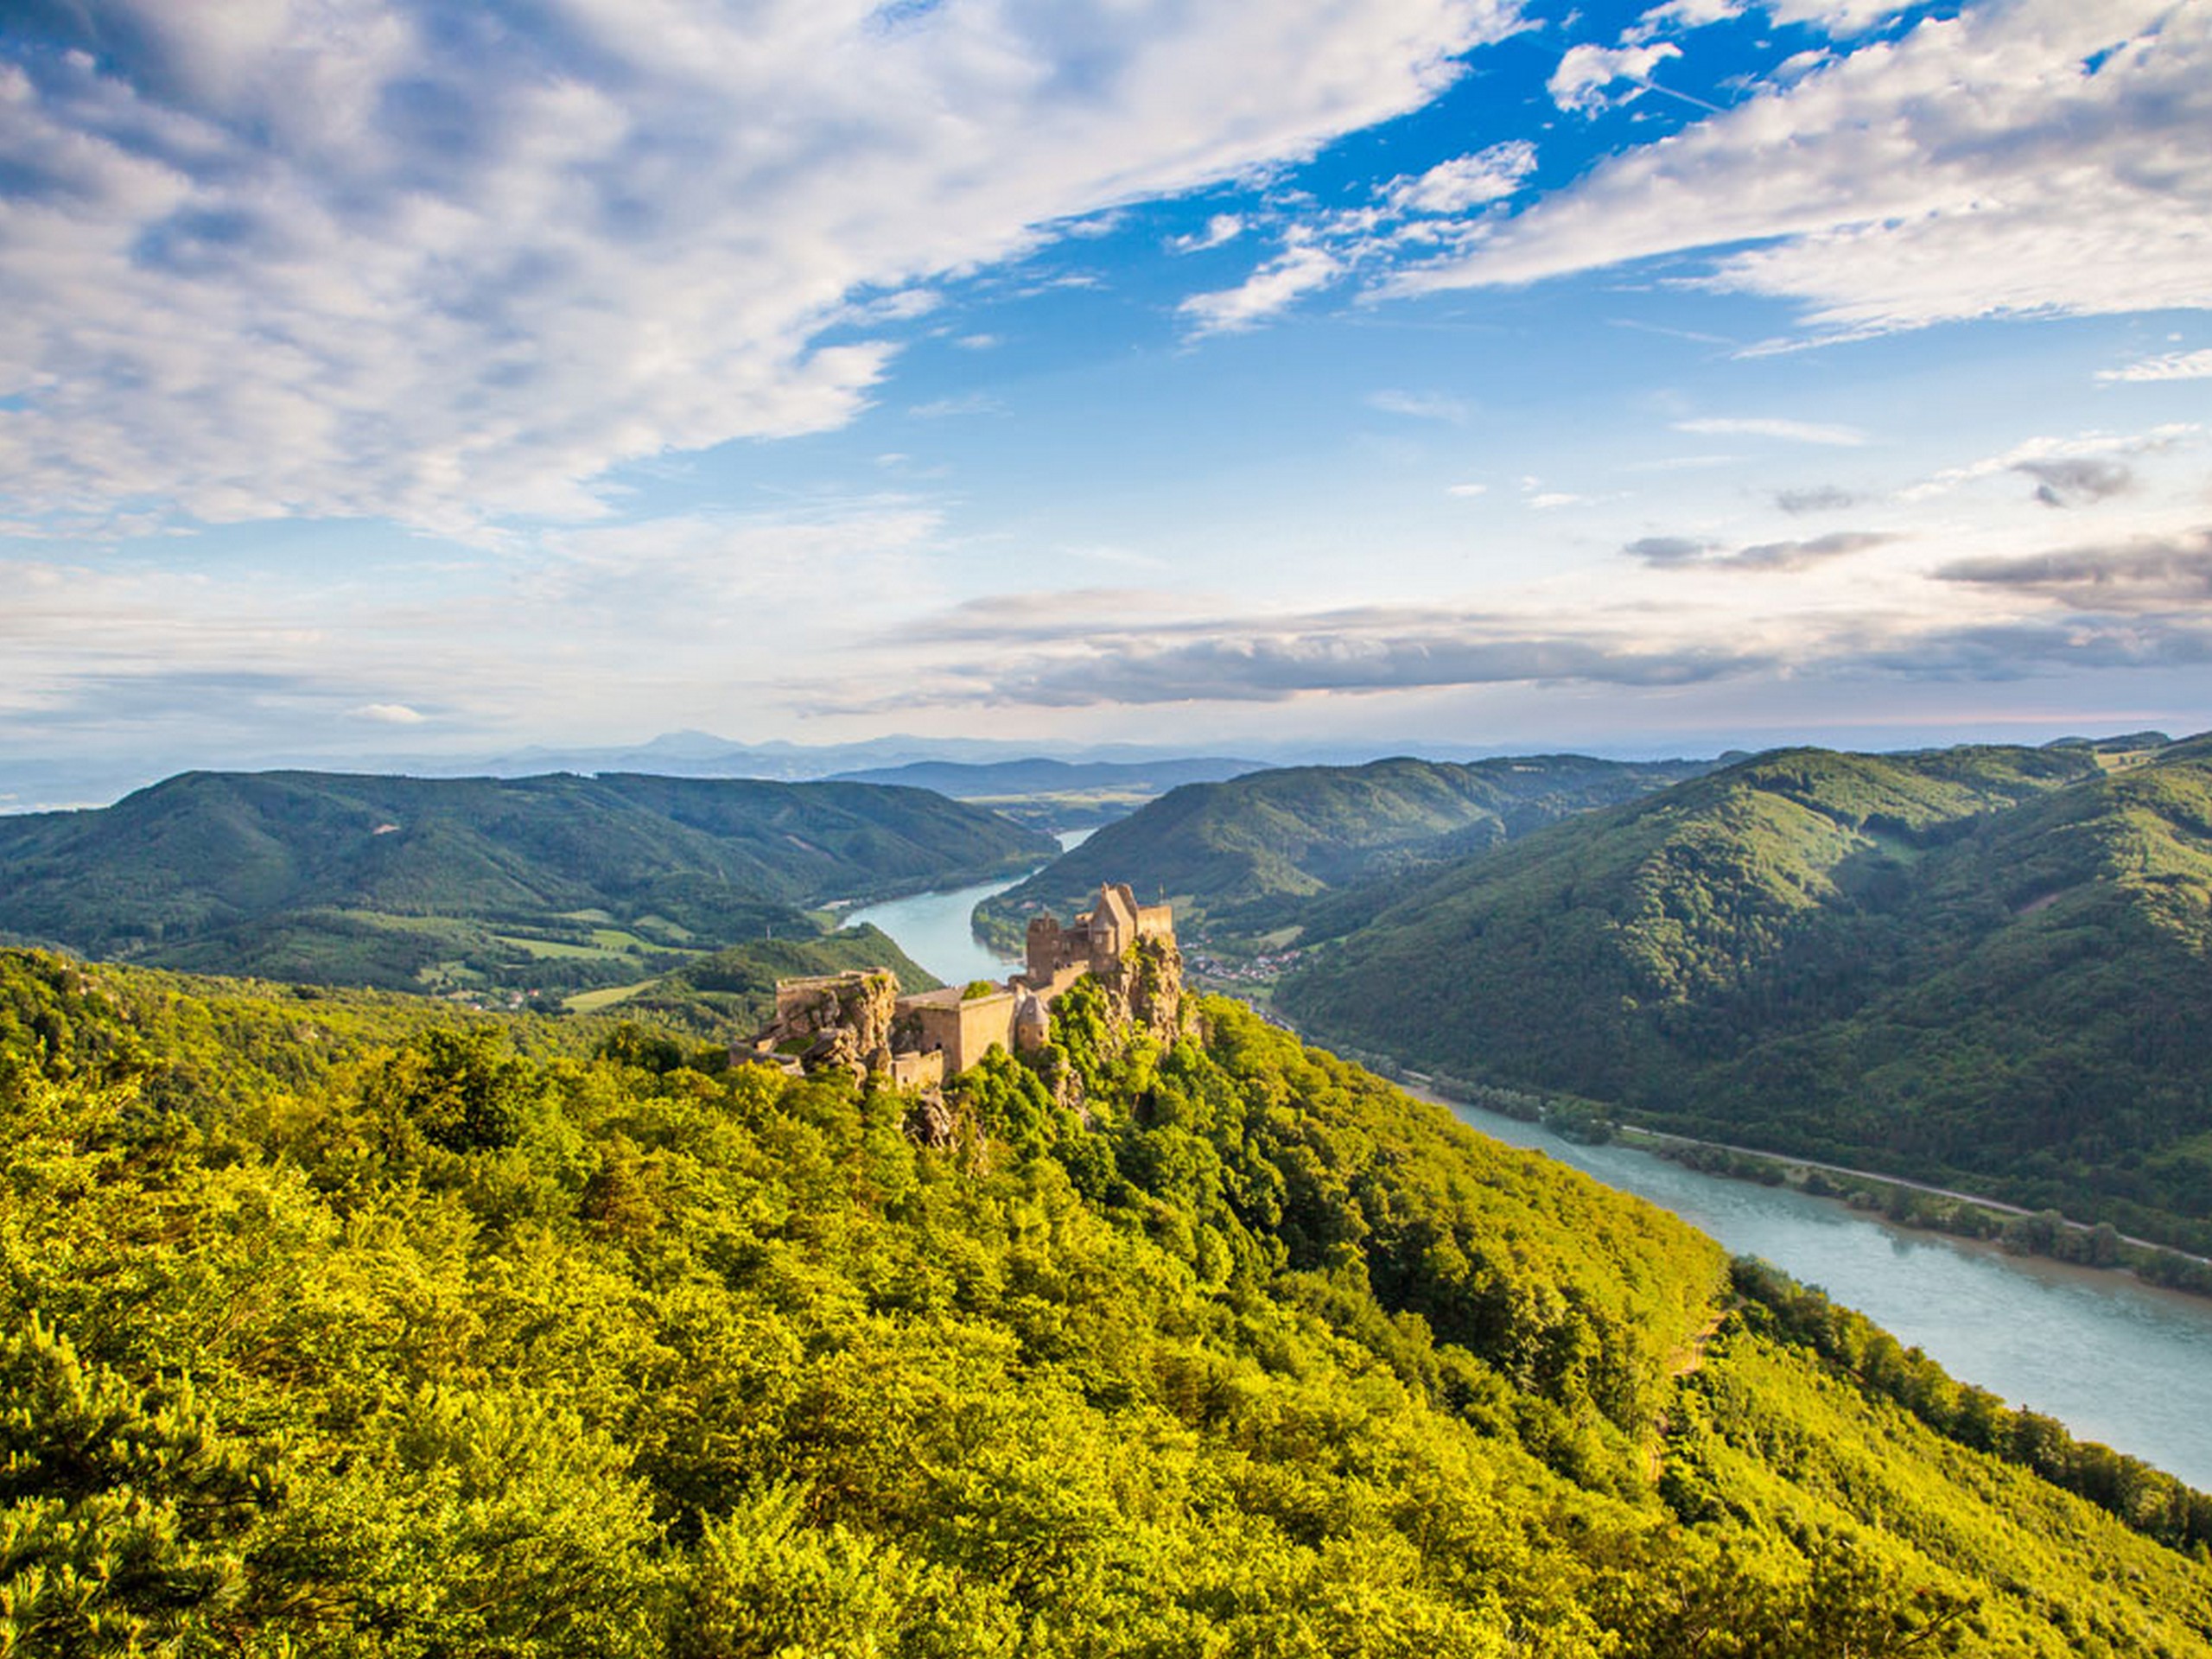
top-left (2015, 457), bottom-right (2134, 508)
top-left (1936, 530), bottom-right (2212, 612)
top-left (2098, 347), bottom-right (2212, 384)
top-left (1167, 214), bottom-right (1247, 254)
top-left (836, 599), bottom-right (1777, 708)
top-left (1675, 416), bottom-right (1867, 447)
top-left (1775, 486), bottom-right (1858, 513)
top-left (1906, 425), bottom-right (2200, 500)
top-left (1179, 242), bottom-right (1344, 336)
top-left (0, 0), bottom-right (1516, 531)
top-left (1627, 529), bottom-right (1894, 570)
top-left (1387, 0), bottom-right (2212, 340)
top-left (908, 392), bottom-right (1006, 419)
top-left (1382, 143), bottom-right (1536, 213)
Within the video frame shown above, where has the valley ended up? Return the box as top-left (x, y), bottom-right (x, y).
top-left (6, 734), bottom-right (2211, 1653)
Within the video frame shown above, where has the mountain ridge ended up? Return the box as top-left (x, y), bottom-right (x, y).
top-left (0, 768), bottom-right (1052, 995)
top-left (1275, 734), bottom-right (2212, 1248)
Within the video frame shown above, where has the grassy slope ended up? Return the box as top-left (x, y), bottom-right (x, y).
top-left (1278, 740), bottom-right (2212, 1241)
top-left (2, 950), bottom-right (2205, 1654)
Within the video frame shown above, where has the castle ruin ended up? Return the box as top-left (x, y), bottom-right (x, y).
top-left (742, 882), bottom-right (1179, 1085)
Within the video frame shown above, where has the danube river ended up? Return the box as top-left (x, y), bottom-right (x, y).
top-left (844, 871), bottom-right (2212, 1490)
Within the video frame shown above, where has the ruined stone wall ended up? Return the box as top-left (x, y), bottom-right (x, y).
top-left (890, 1049), bottom-right (946, 1090)
top-left (768, 970), bottom-right (899, 1065)
top-left (909, 987), bottom-right (1019, 1073)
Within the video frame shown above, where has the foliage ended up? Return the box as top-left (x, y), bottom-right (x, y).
top-left (0, 770), bottom-right (1052, 996)
top-left (977, 753), bottom-right (1719, 950)
top-left (1281, 739), bottom-right (2212, 1248)
top-left (0, 948), bottom-right (2207, 1655)
top-left (1731, 1255), bottom-right (2212, 1551)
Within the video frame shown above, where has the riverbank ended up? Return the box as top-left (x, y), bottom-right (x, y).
top-left (1363, 1053), bottom-right (2212, 1300)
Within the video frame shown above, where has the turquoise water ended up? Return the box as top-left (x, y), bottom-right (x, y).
top-left (1424, 1095), bottom-right (2212, 1489)
top-left (839, 829), bottom-right (1091, 986)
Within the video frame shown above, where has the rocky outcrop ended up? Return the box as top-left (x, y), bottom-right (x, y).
top-left (759, 969), bottom-right (899, 1078)
top-left (1091, 934), bottom-right (1187, 1049)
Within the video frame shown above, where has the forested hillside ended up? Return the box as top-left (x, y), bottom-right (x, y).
top-left (0, 771), bottom-right (1052, 996)
top-left (977, 753), bottom-right (1717, 950)
top-left (4, 946), bottom-right (2208, 1655)
top-left (1278, 736), bottom-right (2212, 1248)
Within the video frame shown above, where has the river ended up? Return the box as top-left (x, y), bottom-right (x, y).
top-left (842, 872), bottom-right (2212, 1490)
top-left (840, 830), bottom-right (1092, 987)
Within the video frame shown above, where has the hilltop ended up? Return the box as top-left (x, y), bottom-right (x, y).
top-left (0, 770), bottom-right (1052, 999)
top-left (976, 752), bottom-right (1719, 951)
top-left (1276, 734), bottom-right (2212, 1249)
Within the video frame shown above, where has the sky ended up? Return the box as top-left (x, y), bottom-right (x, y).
top-left (3, 0), bottom-right (2209, 803)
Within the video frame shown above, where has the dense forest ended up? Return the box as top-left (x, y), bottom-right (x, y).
top-left (1276, 735), bottom-right (2212, 1250)
top-left (976, 753), bottom-right (1718, 950)
top-left (4, 944), bottom-right (2209, 1655)
top-left (0, 770), bottom-right (1052, 998)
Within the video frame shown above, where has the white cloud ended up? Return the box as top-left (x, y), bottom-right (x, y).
top-left (1637, 0), bottom-right (1914, 37)
top-left (1390, 0), bottom-right (2212, 338)
top-left (1548, 41), bottom-right (1683, 114)
top-left (1631, 0), bottom-right (1745, 37)
top-left (352, 702), bottom-right (429, 725)
top-left (1168, 213), bottom-right (1248, 253)
top-left (908, 392), bottom-right (1005, 419)
top-left (0, 0), bottom-right (1516, 532)
top-left (1904, 423), bottom-right (2201, 499)
top-left (1179, 241), bottom-right (1344, 336)
top-left (1675, 416), bottom-right (1867, 446)
top-left (1384, 142), bottom-right (1536, 212)
top-left (1446, 481), bottom-right (1489, 497)
top-left (2099, 348), bottom-right (2212, 383)
top-left (1767, 0), bottom-right (1916, 32)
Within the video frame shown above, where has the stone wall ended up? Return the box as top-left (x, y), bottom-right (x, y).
top-left (759, 882), bottom-right (1180, 1089)
top-left (903, 985), bottom-right (1020, 1074)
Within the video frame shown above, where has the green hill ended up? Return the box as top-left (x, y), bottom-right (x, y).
top-left (2, 945), bottom-right (2207, 1654)
top-left (1277, 736), bottom-right (2212, 1247)
top-left (0, 770), bottom-right (1052, 995)
top-left (977, 753), bottom-right (1718, 950)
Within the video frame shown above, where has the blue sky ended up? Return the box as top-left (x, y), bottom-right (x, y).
top-left (3, 0), bottom-right (2208, 800)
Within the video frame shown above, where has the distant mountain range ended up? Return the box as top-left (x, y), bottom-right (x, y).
top-left (0, 733), bottom-right (1285, 814)
top-left (825, 755), bottom-right (1260, 797)
top-left (0, 769), bottom-right (1052, 995)
top-left (1273, 733), bottom-right (2212, 1250)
